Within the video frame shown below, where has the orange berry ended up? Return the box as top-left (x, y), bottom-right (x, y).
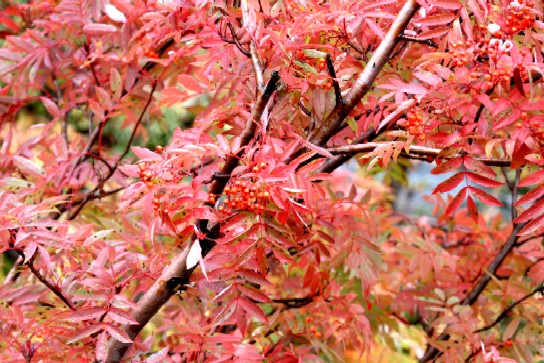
top-left (521, 111), bottom-right (528, 119)
top-left (155, 145), bottom-right (164, 153)
top-left (515, 122), bottom-right (523, 129)
top-left (305, 316), bottom-right (313, 323)
top-left (314, 331), bottom-right (322, 338)
top-left (309, 325), bottom-right (316, 333)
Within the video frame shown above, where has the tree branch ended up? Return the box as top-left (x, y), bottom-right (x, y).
top-left (325, 53), bottom-right (344, 112)
top-left (418, 222), bottom-right (526, 363)
top-left (104, 72), bottom-right (280, 363)
top-left (474, 284), bottom-right (544, 333)
top-left (307, 0), bottom-right (420, 147)
top-left (327, 142), bottom-right (512, 167)
top-left (398, 33), bottom-right (438, 48)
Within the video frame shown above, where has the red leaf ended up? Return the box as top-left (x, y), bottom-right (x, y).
top-left (432, 172), bottom-right (465, 194)
top-left (519, 170), bottom-right (544, 187)
top-left (237, 297), bottom-right (268, 323)
top-left (238, 284), bottom-right (272, 303)
top-left (514, 198), bottom-right (544, 224)
top-left (465, 172), bottom-right (503, 188)
top-left (517, 214), bottom-right (544, 236)
top-left (511, 143), bottom-right (531, 169)
top-left (431, 157), bottom-right (463, 175)
top-left (237, 268), bottom-right (272, 286)
top-left (444, 187), bottom-right (467, 216)
top-left (468, 187), bottom-right (503, 206)
top-left (463, 156), bottom-right (496, 179)
top-left (67, 325), bottom-right (103, 344)
top-left (515, 183), bottom-right (544, 205)
top-left (466, 195), bottom-right (478, 221)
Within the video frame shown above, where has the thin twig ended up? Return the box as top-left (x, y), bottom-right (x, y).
top-left (3, 255), bottom-right (23, 285)
top-left (474, 284), bottom-right (544, 332)
top-left (325, 53), bottom-right (344, 113)
top-left (250, 42), bottom-right (265, 92)
top-left (327, 142), bottom-right (512, 167)
top-left (14, 250), bottom-right (76, 310)
top-left (219, 21), bottom-right (250, 56)
top-left (398, 34), bottom-right (439, 48)
top-left (307, 0), bottom-right (420, 147)
top-left (68, 82), bottom-right (157, 220)
top-left (418, 222), bottom-right (526, 363)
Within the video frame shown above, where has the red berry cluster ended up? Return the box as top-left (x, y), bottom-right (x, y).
top-left (515, 111), bottom-right (531, 129)
top-left (138, 162), bottom-right (156, 189)
top-left (152, 195), bottom-right (168, 214)
top-left (144, 48), bottom-right (158, 58)
top-left (503, 0), bottom-right (535, 36)
top-left (294, 50), bottom-right (332, 90)
top-left (449, 40), bottom-right (477, 67)
top-left (305, 317), bottom-right (323, 338)
top-left (406, 109), bottom-right (426, 141)
top-left (209, 173), bottom-right (271, 215)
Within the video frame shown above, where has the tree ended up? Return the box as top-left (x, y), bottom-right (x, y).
top-left (0, 0), bottom-right (543, 362)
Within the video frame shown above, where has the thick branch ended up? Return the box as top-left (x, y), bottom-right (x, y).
top-left (307, 0), bottom-right (420, 146)
top-left (104, 72), bottom-right (280, 363)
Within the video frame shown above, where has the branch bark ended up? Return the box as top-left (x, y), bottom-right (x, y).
top-left (307, 0), bottom-right (420, 147)
top-left (327, 142), bottom-right (512, 167)
top-left (104, 71), bottom-right (280, 363)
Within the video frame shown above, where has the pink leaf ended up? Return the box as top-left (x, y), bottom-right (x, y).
top-left (67, 324), bottom-right (104, 344)
top-left (40, 97), bottom-right (61, 118)
top-left (63, 308), bottom-right (107, 322)
top-left (103, 323), bottom-right (132, 343)
top-left (238, 297), bottom-right (268, 322)
top-left (83, 24), bottom-right (118, 34)
top-left (107, 308), bottom-right (138, 325)
top-left (416, 13), bottom-right (457, 27)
